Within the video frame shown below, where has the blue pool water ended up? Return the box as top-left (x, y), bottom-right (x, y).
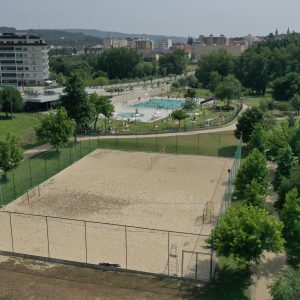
top-left (132, 98), bottom-right (184, 110)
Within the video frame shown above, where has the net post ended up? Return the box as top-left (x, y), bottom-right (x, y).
top-left (45, 216), bottom-right (50, 258)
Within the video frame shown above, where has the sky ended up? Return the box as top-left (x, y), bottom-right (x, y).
top-left (0, 0), bottom-right (299, 37)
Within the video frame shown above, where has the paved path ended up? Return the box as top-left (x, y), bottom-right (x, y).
top-left (251, 163), bottom-right (287, 300)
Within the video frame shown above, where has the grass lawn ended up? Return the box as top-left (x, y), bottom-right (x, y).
top-left (0, 112), bottom-right (43, 146)
top-left (0, 131), bottom-right (240, 205)
top-left (186, 64), bottom-right (198, 72)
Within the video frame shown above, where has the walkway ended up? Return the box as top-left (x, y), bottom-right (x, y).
top-left (251, 163), bottom-right (287, 300)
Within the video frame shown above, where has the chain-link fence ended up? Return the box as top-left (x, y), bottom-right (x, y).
top-left (0, 210), bottom-right (213, 282)
top-left (0, 133), bottom-right (240, 206)
top-left (0, 135), bottom-right (242, 282)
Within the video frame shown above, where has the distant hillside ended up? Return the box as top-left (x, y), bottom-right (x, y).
top-left (0, 27), bottom-right (101, 46)
top-left (64, 28), bottom-right (187, 43)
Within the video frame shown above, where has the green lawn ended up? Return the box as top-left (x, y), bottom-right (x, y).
top-left (0, 112), bottom-right (43, 146)
top-left (0, 131), bottom-right (240, 205)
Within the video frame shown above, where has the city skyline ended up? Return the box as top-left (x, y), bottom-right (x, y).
top-left (0, 0), bottom-right (299, 37)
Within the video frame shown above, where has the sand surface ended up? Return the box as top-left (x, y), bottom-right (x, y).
top-left (1, 150), bottom-right (232, 280)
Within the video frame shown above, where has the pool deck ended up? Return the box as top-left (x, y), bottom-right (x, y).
top-left (113, 97), bottom-right (180, 122)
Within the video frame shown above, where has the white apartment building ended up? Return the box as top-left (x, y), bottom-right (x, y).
top-left (156, 39), bottom-right (173, 52)
top-left (0, 33), bottom-right (49, 86)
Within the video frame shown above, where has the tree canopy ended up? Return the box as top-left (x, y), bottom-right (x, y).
top-left (60, 75), bottom-right (95, 132)
top-left (195, 49), bottom-right (235, 87)
top-left (0, 134), bottom-right (23, 176)
top-left (235, 148), bottom-right (268, 197)
top-left (159, 49), bottom-right (187, 75)
top-left (0, 87), bottom-right (23, 117)
top-left (215, 75), bottom-right (241, 106)
top-left (35, 108), bottom-right (76, 150)
top-left (235, 107), bottom-right (265, 143)
top-left (211, 204), bottom-right (284, 264)
top-left (270, 267), bottom-right (300, 300)
top-left (280, 188), bottom-right (300, 259)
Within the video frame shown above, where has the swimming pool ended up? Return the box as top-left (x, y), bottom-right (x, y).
top-left (131, 98), bottom-right (184, 110)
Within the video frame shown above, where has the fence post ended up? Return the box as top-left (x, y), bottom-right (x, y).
top-left (84, 221), bottom-right (88, 264)
top-left (167, 231), bottom-right (170, 276)
top-left (45, 216), bottom-right (50, 258)
top-left (125, 225), bottom-right (128, 269)
top-left (89, 133), bottom-right (91, 151)
top-left (209, 231), bottom-right (215, 282)
top-left (195, 252), bottom-right (198, 280)
top-left (12, 170), bottom-right (16, 199)
top-left (44, 157), bottom-right (47, 180)
top-left (28, 160), bottom-right (33, 187)
top-left (8, 212), bottom-right (14, 252)
top-left (79, 137), bottom-right (82, 157)
top-left (0, 182), bottom-right (3, 207)
top-left (115, 132), bottom-right (118, 150)
top-left (69, 143), bottom-right (72, 162)
top-left (57, 153), bottom-right (60, 170)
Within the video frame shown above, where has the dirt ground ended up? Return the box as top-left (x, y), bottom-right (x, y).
top-left (1, 150), bottom-right (232, 281)
top-left (0, 256), bottom-right (196, 300)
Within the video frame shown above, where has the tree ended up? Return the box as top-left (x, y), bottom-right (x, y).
top-left (243, 179), bottom-right (266, 208)
top-left (60, 75), bottom-right (95, 132)
top-left (215, 75), bottom-right (241, 106)
top-left (272, 72), bottom-right (300, 101)
top-left (159, 49), bottom-right (187, 75)
top-left (273, 145), bottom-right (297, 190)
top-left (208, 71), bottom-right (222, 92)
top-left (249, 123), bottom-right (269, 153)
top-left (56, 72), bottom-right (66, 86)
top-left (234, 107), bottom-right (265, 143)
top-left (0, 134), bottom-right (23, 178)
top-left (183, 98), bottom-right (197, 110)
top-left (278, 165), bottom-right (300, 208)
top-left (280, 189), bottom-right (300, 260)
top-left (96, 48), bottom-right (142, 79)
top-left (291, 94), bottom-right (300, 114)
top-left (35, 108), bottom-right (75, 151)
top-left (187, 36), bottom-right (194, 45)
top-left (269, 267), bottom-right (300, 300)
top-left (235, 148), bottom-right (268, 197)
top-left (184, 89), bottom-right (197, 99)
top-left (235, 48), bottom-right (270, 95)
top-left (171, 109), bottom-right (188, 128)
top-left (195, 49), bottom-right (235, 87)
top-left (89, 93), bottom-right (114, 131)
top-left (0, 87), bottom-right (23, 118)
top-left (210, 204), bottom-right (284, 264)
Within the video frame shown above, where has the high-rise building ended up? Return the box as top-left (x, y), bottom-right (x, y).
top-left (0, 33), bottom-right (49, 86)
top-left (156, 39), bottom-right (173, 52)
